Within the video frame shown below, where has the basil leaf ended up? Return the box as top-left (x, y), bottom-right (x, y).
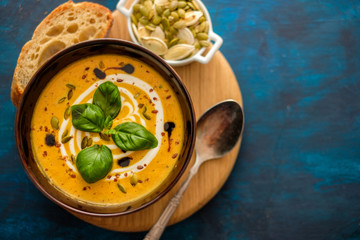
top-left (71, 103), bottom-right (105, 132)
top-left (106, 122), bottom-right (158, 151)
top-left (104, 116), bottom-right (113, 130)
top-left (93, 81), bottom-right (121, 119)
top-left (76, 145), bottom-right (113, 183)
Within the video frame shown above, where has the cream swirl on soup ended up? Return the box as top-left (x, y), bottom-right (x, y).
top-left (58, 74), bottom-right (165, 180)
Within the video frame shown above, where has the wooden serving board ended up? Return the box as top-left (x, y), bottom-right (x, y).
top-left (70, 9), bottom-right (243, 232)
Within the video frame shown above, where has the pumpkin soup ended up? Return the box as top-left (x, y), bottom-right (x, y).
top-left (30, 54), bottom-right (184, 206)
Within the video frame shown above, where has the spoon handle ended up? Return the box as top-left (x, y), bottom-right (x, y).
top-left (144, 157), bottom-right (200, 240)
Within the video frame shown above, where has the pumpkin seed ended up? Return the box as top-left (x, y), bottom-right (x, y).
top-left (87, 138), bottom-right (93, 147)
top-left (145, 24), bottom-right (156, 31)
top-left (117, 183), bottom-right (127, 193)
top-left (144, 113), bottom-right (151, 120)
top-left (163, 9), bottom-right (171, 17)
top-left (164, 44), bottom-right (195, 60)
top-left (194, 41), bottom-right (201, 49)
top-left (132, 23), bottom-right (141, 43)
top-left (131, 14), bottom-right (138, 25)
top-left (58, 97), bottom-right (66, 103)
top-left (70, 154), bottom-right (75, 163)
top-left (187, 2), bottom-right (196, 10)
top-left (99, 132), bottom-right (110, 141)
top-left (139, 5), bottom-right (149, 18)
top-left (64, 106), bottom-right (71, 120)
top-left (148, 9), bottom-right (155, 20)
top-left (139, 16), bottom-right (149, 25)
top-left (198, 21), bottom-right (207, 32)
top-left (67, 89), bottom-right (73, 100)
top-left (144, 0), bottom-right (152, 9)
top-left (141, 36), bottom-right (168, 55)
top-left (165, 31), bottom-right (173, 40)
top-left (178, 8), bottom-right (185, 18)
top-left (66, 83), bottom-right (76, 90)
top-left (169, 26), bottom-right (178, 35)
top-left (152, 15), bottom-right (162, 25)
top-left (171, 11), bottom-right (179, 21)
top-left (203, 21), bottom-right (209, 33)
top-left (177, 28), bottom-right (194, 44)
top-left (81, 136), bottom-right (88, 149)
top-left (179, 39), bottom-right (190, 44)
top-left (199, 16), bottom-right (206, 23)
top-left (142, 106), bottom-right (151, 120)
top-left (199, 40), bottom-right (210, 47)
top-left (196, 32), bottom-right (208, 40)
top-left (155, 5), bottom-right (163, 15)
top-left (173, 20), bottom-right (186, 29)
top-left (169, 37), bottom-right (179, 47)
top-left (133, 3), bottom-right (141, 13)
top-left (151, 26), bottom-right (165, 41)
top-left (177, 1), bottom-right (186, 8)
top-left (155, 0), bottom-right (169, 6)
top-left (149, 23), bottom-right (157, 29)
top-left (169, 0), bottom-right (178, 10)
top-left (183, 11), bottom-right (203, 26)
top-left (161, 17), bottom-right (170, 29)
top-left (192, 0), bottom-right (201, 10)
top-left (51, 116), bottom-right (59, 130)
top-left (135, 12), bottom-right (142, 20)
top-left (178, 39), bottom-right (187, 44)
top-left (130, 173), bottom-right (139, 186)
top-left (61, 136), bottom-right (73, 144)
top-left (138, 23), bottom-right (151, 39)
top-left (61, 129), bottom-right (69, 139)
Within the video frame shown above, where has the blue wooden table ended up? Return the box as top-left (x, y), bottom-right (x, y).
top-left (1, 0), bottom-right (360, 239)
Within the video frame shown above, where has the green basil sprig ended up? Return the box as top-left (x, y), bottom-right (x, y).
top-left (71, 81), bottom-right (120, 132)
top-left (106, 122), bottom-right (158, 151)
top-left (69, 81), bottom-right (158, 184)
top-left (93, 81), bottom-right (121, 119)
top-left (76, 145), bottom-right (113, 183)
top-left (71, 103), bottom-right (105, 132)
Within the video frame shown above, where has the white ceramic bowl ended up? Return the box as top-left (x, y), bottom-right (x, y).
top-left (117, 0), bottom-right (223, 67)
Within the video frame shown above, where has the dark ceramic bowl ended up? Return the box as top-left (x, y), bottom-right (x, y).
top-left (15, 39), bottom-right (196, 216)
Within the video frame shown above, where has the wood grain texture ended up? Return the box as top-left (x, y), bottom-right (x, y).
top-left (70, 10), bottom-right (243, 232)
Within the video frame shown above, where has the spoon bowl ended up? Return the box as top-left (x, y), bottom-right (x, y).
top-left (144, 100), bottom-right (244, 240)
top-left (196, 100), bottom-right (244, 161)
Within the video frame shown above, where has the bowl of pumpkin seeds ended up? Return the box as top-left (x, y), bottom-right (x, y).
top-left (117, 0), bottom-right (223, 66)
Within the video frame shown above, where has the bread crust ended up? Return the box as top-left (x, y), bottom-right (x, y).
top-left (11, 0), bottom-right (113, 107)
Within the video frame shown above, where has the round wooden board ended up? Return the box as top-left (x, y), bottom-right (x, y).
top-left (70, 9), bottom-right (243, 232)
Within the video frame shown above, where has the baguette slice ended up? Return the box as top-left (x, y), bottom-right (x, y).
top-left (11, 0), bottom-right (113, 107)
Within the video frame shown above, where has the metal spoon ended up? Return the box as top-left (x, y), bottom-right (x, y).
top-left (144, 99), bottom-right (244, 240)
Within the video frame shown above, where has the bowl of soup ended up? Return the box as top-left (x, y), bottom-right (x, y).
top-left (15, 39), bottom-right (196, 216)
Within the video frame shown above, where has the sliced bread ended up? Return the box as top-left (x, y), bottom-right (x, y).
top-left (11, 0), bottom-right (113, 107)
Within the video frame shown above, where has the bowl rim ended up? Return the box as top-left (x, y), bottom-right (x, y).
top-left (15, 38), bottom-right (196, 217)
top-left (120, 0), bottom-right (217, 67)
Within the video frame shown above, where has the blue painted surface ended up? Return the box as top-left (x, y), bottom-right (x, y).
top-left (1, 0), bottom-right (360, 239)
